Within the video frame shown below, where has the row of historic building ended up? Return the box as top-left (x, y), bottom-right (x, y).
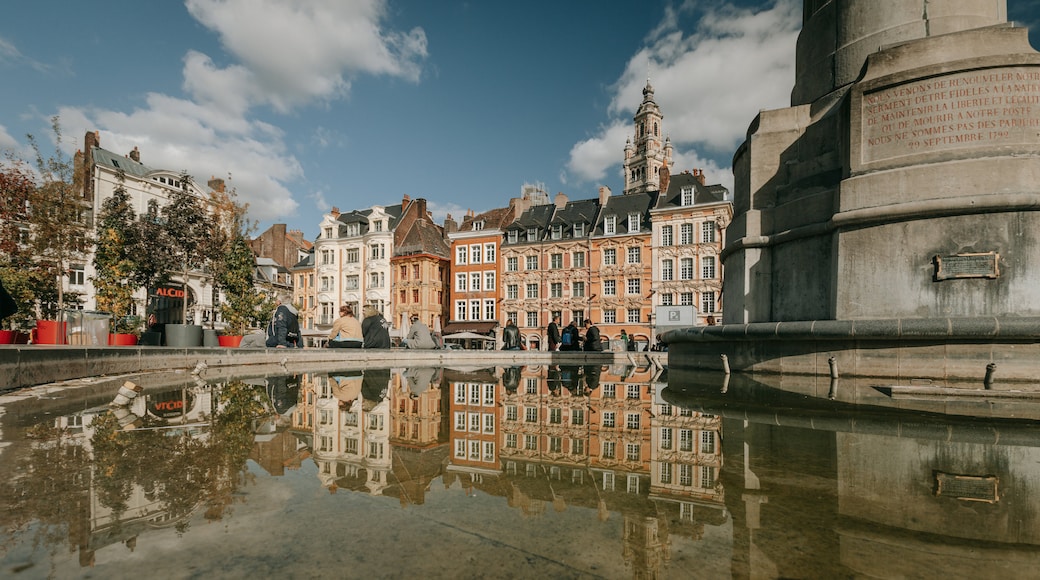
top-left (46, 81), bottom-right (729, 348)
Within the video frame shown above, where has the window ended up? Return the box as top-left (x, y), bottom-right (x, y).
top-left (526, 227), bottom-right (538, 242)
top-left (507, 230), bottom-right (518, 244)
top-left (470, 272), bottom-right (481, 292)
top-left (603, 309), bottom-right (616, 324)
top-left (626, 278), bottom-right (641, 295)
top-left (455, 412), bottom-right (467, 431)
top-left (551, 224), bottom-right (562, 239)
top-left (484, 271), bottom-right (496, 291)
top-left (572, 251), bottom-right (585, 268)
top-left (507, 285), bottom-right (519, 299)
top-left (473, 220), bottom-right (485, 231)
top-left (484, 299), bottom-right (496, 320)
top-left (660, 462), bottom-right (673, 484)
top-left (483, 384), bottom-right (496, 405)
top-left (627, 384), bottom-right (640, 399)
top-left (484, 243), bottom-right (496, 263)
top-left (506, 433), bottom-right (517, 448)
top-left (483, 441), bottom-right (495, 461)
top-left (626, 443), bottom-right (640, 461)
top-left (701, 466), bottom-right (716, 489)
top-left (549, 436), bottom-right (562, 453)
top-left (321, 249), bottom-right (334, 265)
top-left (604, 215), bottom-right (616, 235)
top-left (346, 248), bottom-right (359, 263)
top-left (603, 411), bottom-right (616, 428)
top-left (702, 256), bottom-right (716, 279)
top-left (572, 409), bottom-right (585, 426)
top-left (506, 405), bottom-right (518, 421)
top-left (627, 212), bottom-right (641, 233)
top-left (662, 259), bottom-right (673, 281)
top-left (471, 245), bottom-right (482, 264)
top-left (702, 221), bottom-right (716, 243)
top-left (346, 223), bottom-right (359, 237)
top-left (627, 246), bottom-right (641, 264)
top-left (69, 264), bottom-right (85, 286)
top-left (660, 403), bottom-right (672, 416)
top-left (604, 280), bottom-right (616, 296)
top-left (574, 223), bottom-right (586, 237)
top-left (470, 412), bottom-right (481, 432)
top-left (603, 248), bottom-right (616, 266)
top-left (572, 281), bottom-right (585, 297)
top-left (324, 227), bottom-right (332, 238)
top-left (680, 258), bottom-right (694, 280)
top-left (603, 441), bottom-right (616, 458)
top-left (680, 464), bottom-right (693, 486)
top-left (456, 246), bottom-right (468, 265)
top-left (681, 292), bottom-right (694, 306)
top-left (550, 408), bottom-right (562, 424)
top-left (603, 384), bottom-right (615, 398)
top-left (320, 276), bottom-right (333, 292)
top-left (368, 272), bottom-right (384, 288)
top-left (525, 435), bottom-right (538, 450)
top-left (526, 311), bottom-right (538, 328)
top-left (701, 431), bottom-right (716, 454)
top-left (681, 186), bottom-right (694, 206)
top-left (571, 439), bottom-right (585, 455)
top-left (702, 292), bottom-right (716, 315)
top-left (551, 253), bottom-right (563, 269)
top-left (370, 244), bottom-right (385, 260)
top-left (526, 256), bottom-right (538, 270)
top-left (661, 293), bottom-right (674, 306)
top-left (525, 407), bottom-right (538, 423)
top-left (661, 225), bottom-right (673, 246)
top-left (661, 428), bottom-right (673, 450)
top-left (470, 300), bottom-right (481, 320)
top-left (627, 308), bottom-right (640, 323)
top-left (455, 301), bottom-right (467, 320)
top-left (551, 283), bottom-right (563, 298)
top-left (374, 220), bottom-right (383, 232)
top-left (456, 273), bottom-right (467, 292)
top-left (413, 264), bottom-right (420, 279)
top-left (681, 223), bottom-right (693, 245)
top-left (526, 283), bottom-right (538, 299)
top-left (626, 413), bottom-right (641, 430)
top-left (680, 429), bottom-right (693, 451)
top-left (506, 257), bottom-right (518, 272)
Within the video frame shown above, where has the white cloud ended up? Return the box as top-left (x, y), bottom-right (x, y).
top-left (0, 124), bottom-right (18, 151)
top-left (52, 0), bottom-right (426, 222)
top-left (566, 0), bottom-right (800, 187)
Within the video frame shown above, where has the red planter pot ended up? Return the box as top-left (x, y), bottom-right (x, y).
top-left (0, 330), bottom-right (16, 344)
top-left (34, 320), bottom-right (67, 344)
top-left (108, 333), bottom-right (139, 346)
top-left (218, 335), bottom-right (243, 347)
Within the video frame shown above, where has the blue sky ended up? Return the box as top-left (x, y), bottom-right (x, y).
top-left (2, 0), bottom-right (1038, 239)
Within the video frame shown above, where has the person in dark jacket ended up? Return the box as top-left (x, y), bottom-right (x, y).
top-left (560, 321), bottom-right (579, 351)
top-left (547, 314), bottom-right (562, 351)
top-left (361, 305), bottom-right (391, 348)
top-left (582, 319), bottom-right (603, 352)
top-left (266, 298), bottom-right (302, 348)
top-left (502, 319), bottom-right (522, 350)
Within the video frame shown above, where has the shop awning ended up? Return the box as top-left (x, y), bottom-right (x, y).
top-left (441, 321), bottom-right (498, 335)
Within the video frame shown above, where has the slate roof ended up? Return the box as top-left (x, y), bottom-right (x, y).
top-left (595, 192), bottom-right (658, 236)
top-left (290, 249), bottom-right (314, 270)
top-left (655, 171), bottom-right (728, 210)
top-left (549, 198), bottom-right (600, 241)
top-left (504, 203), bottom-right (556, 244)
top-left (91, 147), bottom-right (160, 179)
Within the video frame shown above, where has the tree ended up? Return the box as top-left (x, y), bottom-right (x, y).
top-left (0, 153), bottom-right (42, 330)
top-left (217, 234), bottom-right (266, 334)
top-left (160, 173), bottom-right (210, 324)
top-left (92, 172), bottom-right (141, 334)
top-left (26, 116), bottom-right (89, 320)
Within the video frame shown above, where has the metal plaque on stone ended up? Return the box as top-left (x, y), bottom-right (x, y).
top-left (933, 252), bottom-right (999, 281)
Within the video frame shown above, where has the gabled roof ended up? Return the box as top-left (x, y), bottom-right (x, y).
top-left (550, 198), bottom-right (599, 227)
top-left (507, 203), bottom-right (555, 232)
top-left (290, 249), bottom-right (314, 271)
top-left (596, 192), bottom-right (657, 235)
top-left (458, 205), bottom-right (514, 232)
top-left (91, 147), bottom-right (157, 179)
top-left (394, 218), bottom-right (450, 259)
top-left (655, 171), bottom-right (728, 210)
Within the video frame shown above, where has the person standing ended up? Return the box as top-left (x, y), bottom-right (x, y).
top-left (582, 319), bottom-right (603, 352)
top-left (560, 320), bottom-right (579, 351)
top-left (619, 329), bottom-right (629, 352)
top-left (327, 305), bottom-right (363, 348)
top-left (266, 297), bottom-right (302, 348)
top-left (361, 305), bottom-right (391, 348)
top-left (404, 315), bottom-right (438, 349)
top-left (547, 314), bottom-right (562, 351)
top-left (502, 319), bottom-right (522, 350)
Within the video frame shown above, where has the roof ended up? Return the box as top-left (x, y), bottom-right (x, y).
top-left (92, 147), bottom-right (163, 179)
top-left (655, 171), bottom-right (729, 210)
top-left (290, 249), bottom-right (314, 270)
top-left (457, 205), bottom-right (514, 232)
top-left (596, 192), bottom-right (657, 235)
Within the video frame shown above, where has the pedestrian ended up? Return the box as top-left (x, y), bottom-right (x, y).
top-left (619, 329), bottom-right (628, 351)
top-left (327, 305), bottom-right (363, 348)
top-left (266, 296), bottom-right (302, 348)
top-left (626, 331), bottom-right (636, 352)
top-left (361, 305), bottom-right (391, 348)
top-left (547, 314), bottom-right (562, 351)
top-left (403, 315), bottom-right (438, 349)
top-left (502, 319), bottom-right (522, 350)
top-left (582, 319), bottom-right (603, 352)
top-left (560, 320), bottom-right (579, 351)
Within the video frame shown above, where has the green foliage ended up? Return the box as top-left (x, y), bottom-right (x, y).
top-left (160, 173), bottom-right (211, 323)
top-left (26, 116), bottom-right (91, 318)
top-left (93, 178), bottom-right (140, 333)
top-left (218, 235), bottom-right (266, 334)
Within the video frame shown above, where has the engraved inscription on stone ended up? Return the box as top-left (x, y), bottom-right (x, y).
top-left (933, 252), bottom-right (1000, 281)
top-left (935, 472), bottom-right (999, 503)
top-left (862, 67), bottom-right (1040, 163)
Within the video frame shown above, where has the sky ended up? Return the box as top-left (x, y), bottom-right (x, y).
top-left (2, 0), bottom-right (1038, 240)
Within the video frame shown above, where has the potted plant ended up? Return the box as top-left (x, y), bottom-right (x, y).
top-left (159, 173), bottom-right (210, 347)
top-left (216, 235), bottom-right (265, 346)
top-left (93, 174), bottom-right (142, 346)
top-left (25, 117), bottom-right (92, 344)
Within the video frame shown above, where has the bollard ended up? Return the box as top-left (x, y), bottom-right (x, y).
top-left (828, 356), bottom-right (839, 379)
top-left (720, 354), bottom-right (731, 375)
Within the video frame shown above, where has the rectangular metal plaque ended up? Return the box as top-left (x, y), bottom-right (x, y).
top-left (935, 472), bottom-right (999, 503)
top-left (934, 252), bottom-right (999, 281)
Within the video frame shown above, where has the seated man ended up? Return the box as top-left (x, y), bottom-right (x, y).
top-left (403, 315), bottom-right (438, 349)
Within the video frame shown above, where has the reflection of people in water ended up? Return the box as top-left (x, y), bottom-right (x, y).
top-left (582, 365), bottom-right (602, 394)
top-left (558, 365), bottom-right (581, 395)
top-left (361, 368), bottom-right (391, 404)
top-left (266, 374), bottom-right (301, 415)
top-left (330, 371), bottom-right (363, 409)
top-left (502, 366), bottom-right (521, 393)
top-left (402, 367), bottom-right (441, 398)
top-left (547, 365), bottom-right (562, 396)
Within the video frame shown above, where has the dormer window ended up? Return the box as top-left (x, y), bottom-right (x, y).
top-left (604, 216), bottom-right (617, 235)
top-left (627, 212), bottom-right (641, 233)
top-left (526, 228), bottom-right (538, 242)
top-left (374, 220), bottom-right (383, 232)
top-left (473, 220), bottom-right (485, 231)
top-left (681, 186), bottom-right (694, 206)
top-left (324, 227), bottom-right (333, 239)
top-left (574, 223), bottom-right (585, 238)
top-left (346, 223), bottom-right (359, 237)
top-left (551, 224), bottom-right (562, 240)
top-left (508, 230), bottom-right (518, 244)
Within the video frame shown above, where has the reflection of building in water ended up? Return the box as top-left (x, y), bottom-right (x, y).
top-left (392, 367), bottom-right (446, 450)
top-left (307, 370), bottom-right (393, 495)
top-left (446, 367), bottom-right (503, 477)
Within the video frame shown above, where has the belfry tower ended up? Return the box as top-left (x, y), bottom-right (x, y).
top-left (623, 81), bottom-right (673, 195)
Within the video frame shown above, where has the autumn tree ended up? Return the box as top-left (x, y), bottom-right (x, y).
top-left (160, 173), bottom-right (210, 324)
top-left (0, 153), bottom-right (44, 330)
top-left (92, 171), bottom-right (140, 333)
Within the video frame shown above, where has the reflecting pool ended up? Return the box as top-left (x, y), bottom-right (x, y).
top-left (1, 363), bottom-right (1038, 578)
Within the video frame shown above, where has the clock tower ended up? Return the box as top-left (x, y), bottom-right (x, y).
top-left (623, 80), bottom-right (673, 195)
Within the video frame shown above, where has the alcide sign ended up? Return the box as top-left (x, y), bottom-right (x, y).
top-left (155, 286), bottom-right (186, 299)
top-left (147, 390), bottom-right (196, 419)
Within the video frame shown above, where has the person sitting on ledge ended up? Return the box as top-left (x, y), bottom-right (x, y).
top-left (327, 305), bottom-right (363, 348)
top-left (402, 315), bottom-right (438, 349)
